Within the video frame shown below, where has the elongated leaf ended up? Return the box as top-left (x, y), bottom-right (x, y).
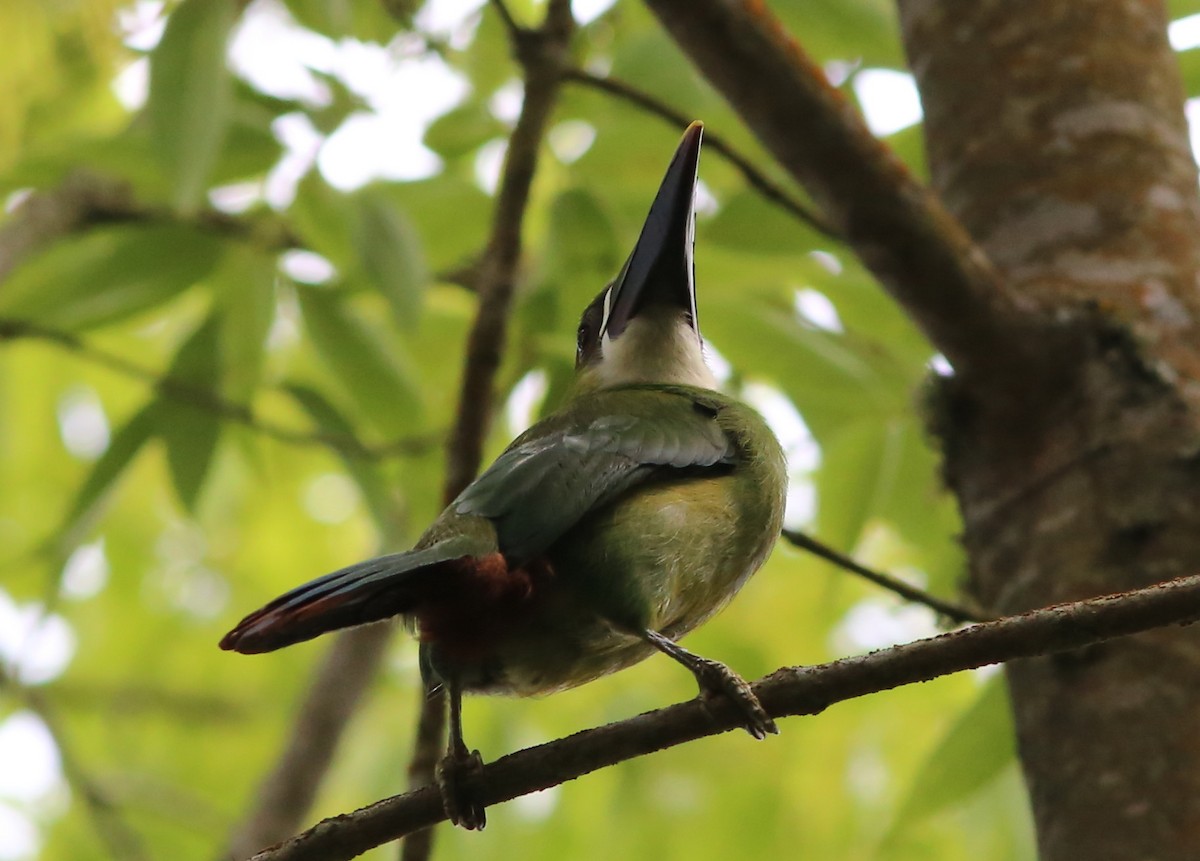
top-left (211, 98), bottom-right (287, 185)
top-left (285, 383), bottom-right (397, 531)
top-left (160, 401), bottom-right (221, 513)
top-left (537, 187), bottom-right (622, 323)
top-left (424, 102), bottom-right (507, 160)
top-left (0, 224), bottom-right (223, 330)
top-left (385, 177), bottom-right (491, 272)
top-left (158, 316), bottom-right (223, 511)
top-left (701, 295), bottom-right (898, 439)
top-left (290, 171), bottom-right (356, 270)
top-left (281, 0), bottom-right (402, 42)
top-left (886, 676), bottom-right (1017, 839)
top-left (463, 8), bottom-right (513, 97)
top-left (353, 188), bottom-right (428, 328)
top-left (704, 189), bottom-right (820, 255)
top-left (815, 416), bottom-right (907, 550)
top-left (214, 247), bottom-right (276, 403)
top-left (147, 0), bottom-right (236, 211)
top-left (54, 404), bottom-right (157, 553)
top-left (610, 30), bottom-right (715, 119)
top-left (295, 284), bottom-right (422, 437)
top-left (774, 0), bottom-right (904, 67)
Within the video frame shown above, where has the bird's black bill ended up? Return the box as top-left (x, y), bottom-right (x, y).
top-left (603, 121), bottom-right (703, 341)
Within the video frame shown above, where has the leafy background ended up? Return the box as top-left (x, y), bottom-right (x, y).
top-left (5, 0), bottom-right (1200, 858)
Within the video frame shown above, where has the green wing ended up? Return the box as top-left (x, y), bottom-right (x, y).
top-left (453, 387), bottom-right (735, 562)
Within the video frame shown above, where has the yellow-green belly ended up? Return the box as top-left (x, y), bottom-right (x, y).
top-left (459, 469), bottom-right (781, 696)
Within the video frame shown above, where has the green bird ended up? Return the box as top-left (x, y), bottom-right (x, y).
top-left (220, 122), bottom-right (787, 830)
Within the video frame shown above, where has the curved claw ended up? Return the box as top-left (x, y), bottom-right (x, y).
top-left (437, 748), bottom-right (488, 831)
top-left (692, 657), bottom-right (778, 739)
top-left (641, 628), bottom-right (777, 739)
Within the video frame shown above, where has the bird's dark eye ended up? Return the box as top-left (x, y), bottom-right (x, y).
top-left (575, 288), bottom-right (608, 368)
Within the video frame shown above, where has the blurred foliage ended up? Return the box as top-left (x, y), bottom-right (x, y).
top-left (17, 0), bottom-right (1187, 857)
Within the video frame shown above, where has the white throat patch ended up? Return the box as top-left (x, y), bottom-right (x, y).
top-left (594, 310), bottom-right (717, 390)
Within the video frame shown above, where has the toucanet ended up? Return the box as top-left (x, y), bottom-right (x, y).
top-left (220, 122), bottom-right (787, 830)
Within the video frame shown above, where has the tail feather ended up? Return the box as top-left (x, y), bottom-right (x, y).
top-left (219, 539), bottom-right (478, 654)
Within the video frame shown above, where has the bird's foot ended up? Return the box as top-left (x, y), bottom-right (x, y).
top-left (692, 657), bottom-right (777, 740)
top-left (436, 747), bottom-right (487, 830)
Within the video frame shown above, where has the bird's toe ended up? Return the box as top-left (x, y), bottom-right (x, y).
top-left (436, 748), bottom-right (488, 831)
top-left (693, 658), bottom-right (777, 739)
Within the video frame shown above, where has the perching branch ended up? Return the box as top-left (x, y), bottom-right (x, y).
top-left (0, 319), bottom-right (437, 460)
top-left (561, 68), bottom-right (837, 239)
top-left (781, 528), bottom-right (989, 623)
top-left (642, 0), bottom-right (1026, 379)
top-left (246, 572), bottom-right (1200, 861)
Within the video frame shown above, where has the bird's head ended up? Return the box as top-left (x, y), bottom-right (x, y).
top-left (573, 122), bottom-right (717, 394)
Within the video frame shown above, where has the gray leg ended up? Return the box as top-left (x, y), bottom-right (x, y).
top-left (643, 629), bottom-right (778, 740)
top-left (435, 675), bottom-right (487, 830)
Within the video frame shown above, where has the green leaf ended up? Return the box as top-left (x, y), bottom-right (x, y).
top-left (0, 224), bottom-right (223, 330)
top-left (1178, 46), bottom-right (1200, 98)
top-left (385, 177), bottom-right (492, 273)
top-left (463, 7), bottom-right (514, 97)
top-left (295, 284), bottom-right (423, 437)
top-left (280, 0), bottom-right (403, 42)
top-left (814, 417), bottom-right (907, 549)
top-left (886, 676), bottom-right (1017, 838)
top-left (352, 188), bottom-right (428, 328)
top-left (158, 316), bottom-right (223, 511)
top-left (424, 102), bottom-right (506, 160)
top-left (147, 0), bottom-right (236, 211)
top-left (214, 247), bottom-right (276, 403)
top-left (2, 126), bottom-right (168, 200)
top-left (306, 70), bottom-right (372, 135)
top-left (54, 404), bottom-right (157, 554)
top-left (1171, 0), bottom-right (1200, 18)
top-left (610, 30), bottom-right (714, 117)
top-left (285, 383), bottom-right (398, 531)
top-left (160, 402), bottom-right (221, 513)
top-left (704, 189), bottom-right (820, 255)
top-left (773, 0), bottom-right (904, 67)
top-left (536, 187), bottom-right (621, 325)
top-left (290, 171), bottom-right (357, 270)
top-left (701, 294), bottom-right (900, 438)
top-left (209, 99), bottom-right (287, 186)
top-left (880, 121), bottom-right (929, 179)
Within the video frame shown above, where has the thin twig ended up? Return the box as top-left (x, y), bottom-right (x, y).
top-left (781, 528), bottom-right (988, 623)
top-left (0, 319), bottom-right (437, 460)
top-left (562, 68), bottom-right (838, 239)
top-left (248, 572), bottom-right (1200, 861)
top-left (402, 3), bottom-right (576, 860)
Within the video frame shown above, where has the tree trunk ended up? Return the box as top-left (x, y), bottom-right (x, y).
top-left (898, 1), bottom-right (1200, 857)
